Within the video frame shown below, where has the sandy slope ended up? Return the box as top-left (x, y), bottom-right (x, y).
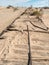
top-left (0, 7), bottom-right (49, 65)
top-left (0, 7), bottom-right (26, 34)
top-left (42, 9), bottom-right (49, 27)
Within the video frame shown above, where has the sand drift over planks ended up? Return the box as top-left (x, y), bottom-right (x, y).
top-left (0, 6), bottom-right (49, 65)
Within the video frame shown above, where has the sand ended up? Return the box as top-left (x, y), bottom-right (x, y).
top-left (0, 7), bottom-right (26, 35)
top-left (0, 7), bottom-right (49, 65)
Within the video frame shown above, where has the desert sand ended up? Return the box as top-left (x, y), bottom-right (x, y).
top-left (0, 6), bottom-right (49, 65)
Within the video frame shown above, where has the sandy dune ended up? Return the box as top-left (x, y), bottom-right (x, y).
top-left (42, 9), bottom-right (49, 27)
top-left (0, 7), bottom-right (26, 35)
top-left (0, 7), bottom-right (49, 65)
